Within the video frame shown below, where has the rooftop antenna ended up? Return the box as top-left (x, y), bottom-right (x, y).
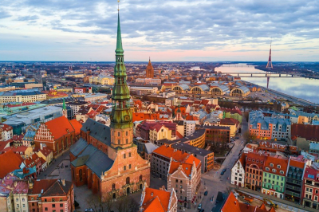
top-left (118, 0), bottom-right (120, 11)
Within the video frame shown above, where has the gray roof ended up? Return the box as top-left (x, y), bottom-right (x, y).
top-left (71, 144), bottom-right (114, 178)
top-left (216, 84), bottom-right (229, 92)
top-left (78, 144), bottom-right (98, 158)
top-left (70, 138), bottom-right (89, 156)
top-left (197, 84), bottom-right (210, 91)
top-left (144, 143), bottom-right (159, 154)
top-left (238, 86), bottom-right (250, 94)
top-left (86, 151), bottom-right (114, 176)
top-left (81, 118), bottom-right (111, 146)
top-left (172, 143), bottom-right (212, 157)
top-left (178, 84), bottom-right (190, 90)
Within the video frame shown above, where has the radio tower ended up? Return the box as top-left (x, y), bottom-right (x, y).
top-left (266, 40), bottom-right (273, 89)
top-left (266, 41), bottom-right (273, 69)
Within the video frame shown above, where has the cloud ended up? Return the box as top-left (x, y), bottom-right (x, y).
top-left (16, 15), bottom-right (39, 21)
top-left (1, 0), bottom-right (319, 60)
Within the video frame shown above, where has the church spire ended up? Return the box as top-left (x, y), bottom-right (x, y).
top-left (115, 9), bottom-right (124, 55)
top-left (110, 1), bottom-right (133, 143)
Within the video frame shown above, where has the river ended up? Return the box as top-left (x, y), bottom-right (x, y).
top-left (215, 64), bottom-right (319, 104)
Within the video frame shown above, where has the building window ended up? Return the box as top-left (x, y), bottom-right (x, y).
top-left (126, 177), bottom-right (130, 184)
top-left (60, 204), bottom-right (63, 207)
top-left (126, 139), bottom-right (128, 144)
top-left (123, 154), bottom-right (126, 159)
top-left (112, 183), bottom-right (116, 190)
top-left (139, 175), bottom-right (142, 181)
top-left (129, 164), bottom-right (131, 169)
top-left (52, 204), bottom-right (55, 208)
top-left (45, 208), bottom-right (48, 211)
top-left (118, 132), bottom-right (120, 136)
top-left (126, 131), bottom-right (128, 136)
top-left (129, 152), bottom-right (131, 157)
top-left (124, 166), bottom-right (126, 170)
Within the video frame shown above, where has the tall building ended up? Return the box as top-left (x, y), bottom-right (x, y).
top-left (70, 8), bottom-right (150, 201)
top-left (146, 57), bottom-right (154, 78)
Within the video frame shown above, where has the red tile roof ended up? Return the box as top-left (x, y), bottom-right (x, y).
top-left (30, 179), bottom-right (57, 194)
top-left (69, 119), bottom-right (82, 135)
top-left (142, 188), bottom-right (170, 212)
top-left (153, 145), bottom-right (189, 162)
top-left (220, 118), bottom-right (240, 127)
top-left (0, 123), bottom-right (13, 131)
top-left (304, 166), bottom-right (319, 182)
top-left (263, 155), bottom-right (288, 176)
top-left (45, 116), bottom-right (75, 140)
top-left (0, 150), bottom-right (23, 178)
top-left (35, 146), bottom-right (53, 157)
top-left (222, 192), bottom-right (274, 212)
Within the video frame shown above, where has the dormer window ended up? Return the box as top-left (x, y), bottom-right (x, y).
top-left (272, 169), bottom-right (276, 173)
top-left (265, 167), bottom-right (270, 171)
top-left (277, 165), bottom-right (281, 169)
top-left (270, 163), bottom-right (274, 167)
top-left (280, 170), bottom-right (284, 175)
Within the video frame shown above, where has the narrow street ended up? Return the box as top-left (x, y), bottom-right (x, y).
top-left (199, 118), bottom-right (247, 212)
top-left (37, 150), bottom-right (70, 180)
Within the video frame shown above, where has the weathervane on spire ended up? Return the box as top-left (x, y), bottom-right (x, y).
top-left (118, 0), bottom-right (120, 11)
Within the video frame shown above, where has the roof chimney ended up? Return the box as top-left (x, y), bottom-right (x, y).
top-left (61, 179), bottom-right (66, 186)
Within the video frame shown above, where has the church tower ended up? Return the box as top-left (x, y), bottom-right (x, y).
top-left (101, 6), bottom-right (150, 200)
top-left (145, 57), bottom-right (154, 78)
top-left (62, 98), bottom-right (67, 118)
top-left (110, 10), bottom-right (133, 149)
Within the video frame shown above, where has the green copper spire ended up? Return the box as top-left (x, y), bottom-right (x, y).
top-left (62, 98), bottom-right (66, 110)
top-left (110, 7), bottom-right (132, 129)
top-left (115, 11), bottom-right (124, 55)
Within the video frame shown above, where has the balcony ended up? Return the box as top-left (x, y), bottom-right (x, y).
top-left (285, 184), bottom-right (301, 192)
top-left (285, 190), bottom-right (300, 198)
top-left (286, 178), bottom-right (301, 185)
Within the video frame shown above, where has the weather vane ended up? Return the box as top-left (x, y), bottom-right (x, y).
top-left (118, 0), bottom-right (120, 11)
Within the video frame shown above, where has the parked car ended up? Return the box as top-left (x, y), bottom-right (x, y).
top-left (198, 203), bottom-right (202, 209)
top-left (204, 191), bottom-right (208, 196)
top-left (210, 196), bottom-right (214, 202)
top-left (221, 168), bottom-right (227, 175)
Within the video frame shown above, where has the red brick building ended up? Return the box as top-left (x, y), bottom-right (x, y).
top-left (70, 10), bottom-right (150, 202)
top-left (33, 116), bottom-right (82, 158)
top-left (203, 126), bottom-right (230, 144)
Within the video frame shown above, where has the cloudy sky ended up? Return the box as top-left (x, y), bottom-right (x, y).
top-left (1, 0), bottom-right (319, 61)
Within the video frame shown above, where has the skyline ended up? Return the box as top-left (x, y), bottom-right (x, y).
top-left (1, 0), bottom-right (319, 61)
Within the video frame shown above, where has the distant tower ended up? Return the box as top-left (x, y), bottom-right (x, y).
top-left (62, 98), bottom-right (67, 118)
top-left (146, 57), bottom-right (154, 78)
top-left (266, 41), bottom-right (273, 69)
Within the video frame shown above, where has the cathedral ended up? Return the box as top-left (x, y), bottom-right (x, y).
top-left (146, 57), bottom-right (154, 78)
top-left (70, 9), bottom-right (150, 201)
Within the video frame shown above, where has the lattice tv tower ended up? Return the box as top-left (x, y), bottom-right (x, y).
top-left (266, 40), bottom-right (273, 69)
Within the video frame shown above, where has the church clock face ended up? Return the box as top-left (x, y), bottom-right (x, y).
top-left (124, 115), bottom-right (130, 121)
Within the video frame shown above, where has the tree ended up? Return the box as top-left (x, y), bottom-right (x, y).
top-left (114, 196), bottom-right (139, 212)
top-left (243, 130), bottom-right (257, 144)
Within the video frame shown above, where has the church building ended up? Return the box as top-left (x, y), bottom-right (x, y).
top-left (70, 8), bottom-right (150, 201)
top-left (146, 58), bottom-right (154, 78)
